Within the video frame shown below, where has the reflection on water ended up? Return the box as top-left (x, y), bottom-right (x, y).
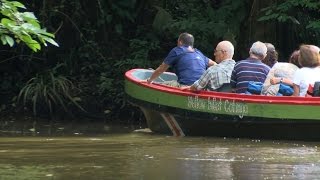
top-left (1, 131), bottom-right (320, 179)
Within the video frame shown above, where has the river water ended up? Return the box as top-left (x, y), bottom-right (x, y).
top-left (1, 129), bottom-right (320, 180)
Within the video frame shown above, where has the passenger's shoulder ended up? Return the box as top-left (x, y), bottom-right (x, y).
top-left (170, 46), bottom-right (187, 55)
top-left (223, 59), bottom-right (236, 64)
top-left (274, 62), bottom-right (298, 69)
top-left (194, 48), bottom-right (204, 54)
top-left (234, 59), bottom-right (247, 65)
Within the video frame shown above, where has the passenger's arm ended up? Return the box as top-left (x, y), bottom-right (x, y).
top-left (292, 84), bottom-right (300, 96)
top-left (180, 86), bottom-right (191, 91)
top-left (191, 69), bottom-right (211, 91)
top-left (264, 67), bottom-right (275, 85)
top-left (189, 85), bottom-right (198, 91)
top-left (146, 63), bottom-right (169, 83)
top-left (270, 77), bottom-right (294, 86)
top-left (181, 84), bottom-right (203, 91)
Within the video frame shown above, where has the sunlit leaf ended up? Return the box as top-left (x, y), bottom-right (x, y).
top-left (21, 12), bottom-right (37, 20)
top-left (12, 1), bottom-right (26, 9)
top-left (0, 1), bottom-right (57, 52)
top-left (1, 35), bottom-right (7, 45)
top-left (5, 35), bottom-right (14, 47)
top-left (1, 18), bottom-right (14, 26)
top-left (27, 19), bottom-right (41, 29)
top-left (42, 36), bottom-right (59, 47)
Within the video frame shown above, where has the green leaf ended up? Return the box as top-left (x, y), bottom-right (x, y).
top-left (37, 36), bottom-right (47, 46)
top-left (0, 1), bottom-right (58, 51)
top-left (21, 23), bottom-right (37, 31)
top-left (265, 9), bottom-right (272, 16)
top-left (1, 18), bottom-right (14, 26)
top-left (39, 31), bottom-right (55, 38)
top-left (1, 9), bottom-right (11, 17)
top-left (288, 17), bottom-right (300, 24)
top-left (1, 35), bottom-right (7, 45)
top-left (42, 36), bottom-right (59, 47)
top-left (12, 1), bottom-right (26, 9)
top-left (5, 35), bottom-right (14, 47)
top-left (21, 12), bottom-right (37, 20)
top-left (21, 35), bottom-right (41, 52)
top-left (28, 20), bottom-right (41, 29)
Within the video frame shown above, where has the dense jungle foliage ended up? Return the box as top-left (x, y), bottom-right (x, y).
top-left (0, 0), bottom-right (319, 123)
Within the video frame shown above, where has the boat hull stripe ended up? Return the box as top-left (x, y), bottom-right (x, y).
top-left (161, 113), bottom-right (185, 137)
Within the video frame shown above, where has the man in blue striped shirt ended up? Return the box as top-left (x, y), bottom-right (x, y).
top-left (231, 41), bottom-right (270, 93)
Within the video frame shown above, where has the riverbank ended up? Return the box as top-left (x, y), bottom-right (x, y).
top-left (0, 113), bottom-right (147, 136)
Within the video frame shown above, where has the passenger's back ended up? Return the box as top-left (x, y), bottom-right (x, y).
top-left (231, 58), bottom-right (270, 93)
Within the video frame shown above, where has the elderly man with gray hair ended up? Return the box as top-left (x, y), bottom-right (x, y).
top-left (182, 40), bottom-right (236, 91)
top-left (230, 41), bottom-right (270, 93)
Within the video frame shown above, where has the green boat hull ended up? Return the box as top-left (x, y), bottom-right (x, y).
top-left (125, 69), bottom-right (320, 140)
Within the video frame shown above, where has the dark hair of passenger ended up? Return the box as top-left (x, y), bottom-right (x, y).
top-left (298, 45), bottom-right (320, 68)
top-left (178, 33), bottom-right (194, 47)
top-left (288, 50), bottom-right (301, 68)
top-left (263, 43), bottom-right (278, 67)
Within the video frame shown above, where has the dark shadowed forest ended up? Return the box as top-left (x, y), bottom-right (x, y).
top-left (0, 0), bottom-right (319, 124)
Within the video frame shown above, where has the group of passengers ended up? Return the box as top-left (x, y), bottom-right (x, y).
top-left (144, 32), bottom-right (320, 97)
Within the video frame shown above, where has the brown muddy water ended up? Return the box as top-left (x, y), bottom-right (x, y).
top-left (1, 127), bottom-right (320, 180)
top-left (0, 116), bottom-right (320, 179)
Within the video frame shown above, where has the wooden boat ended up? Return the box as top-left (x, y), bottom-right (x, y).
top-left (125, 68), bottom-right (320, 140)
